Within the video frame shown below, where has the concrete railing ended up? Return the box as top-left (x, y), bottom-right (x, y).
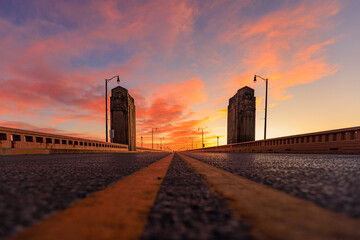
top-left (188, 126), bottom-right (360, 154)
top-left (136, 146), bottom-right (165, 152)
top-left (0, 126), bottom-right (129, 155)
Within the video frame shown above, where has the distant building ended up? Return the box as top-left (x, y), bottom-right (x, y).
top-left (110, 86), bottom-right (136, 151)
top-left (227, 86), bottom-right (255, 144)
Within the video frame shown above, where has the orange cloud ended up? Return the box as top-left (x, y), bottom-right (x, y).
top-left (0, 0), bottom-right (198, 124)
top-left (0, 0), bottom-right (345, 147)
top-left (0, 120), bottom-right (102, 141)
top-left (222, 1), bottom-right (340, 101)
top-left (134, 78), bottom-right (209, 150)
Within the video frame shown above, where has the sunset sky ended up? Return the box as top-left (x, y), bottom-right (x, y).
top-left (0, 0), bottom-right (359, 150)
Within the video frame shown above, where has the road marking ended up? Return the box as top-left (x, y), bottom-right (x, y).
top-left (10, 153), bottom-right (174, 240)
top-left (179, 153), bottom-right (360, 240)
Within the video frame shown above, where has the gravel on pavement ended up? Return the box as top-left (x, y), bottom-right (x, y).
top-left (0, 152), bottom-right (169, 239)
top-left (184, 152), bottom-right (360, 218)
top-left (141, 153), bottom-right (252, 240)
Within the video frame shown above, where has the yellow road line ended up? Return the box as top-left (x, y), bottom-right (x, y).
top-left (179, 153), bottom-right (360, 240)
top-left (11, 153), bottom-right (174, 240)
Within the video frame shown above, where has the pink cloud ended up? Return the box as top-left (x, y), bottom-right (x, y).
top-left (221, 1), bottom-right (341, 101)
top-left (135, 78), bottom-right (207, 129)
top-left (131, 77), bottom-right (210, 150)
top-left (0, 0), bottom-right (345, 148)
top-left (0, 120), bottom-right (102, 140)
top-left (0, 0), bottom-right (198, 118)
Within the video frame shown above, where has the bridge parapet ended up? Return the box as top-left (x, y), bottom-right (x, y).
top-left (189, 126), bottom-right (360, 154)
top-left (0, 126), bottom-right (128, 155)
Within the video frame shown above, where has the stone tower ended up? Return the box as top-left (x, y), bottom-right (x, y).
top-left (227, 86), bottom-right (255, 144)
top-left (110, 86), bottom-right (136, 151)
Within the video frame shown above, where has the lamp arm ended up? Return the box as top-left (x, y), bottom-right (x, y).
top-left (106, 75), bottom-right (119, 82)
top-left (255, 75), bottom-right (267, 81)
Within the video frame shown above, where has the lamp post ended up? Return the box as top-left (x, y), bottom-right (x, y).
top-left (162, 138), bottom-right (165, 150)
top-left (152, 128), bottom-right (157, 149)
top-left (217, 136), bottom-right (219, 146)
top-left (235, 104), bottom-right (238, 142)
top-left (189, 137), bottom-right (194, 150)
top-left (141, 136), bottom-right (143, 148)
top-left (160, 137), bottom-right (164, 150)
top-left (105, 75), bottom-right (120, 142)
top-left (198, 128), bottom-right (204, 148)
top-left (254, 75), bottom-right (268, 140)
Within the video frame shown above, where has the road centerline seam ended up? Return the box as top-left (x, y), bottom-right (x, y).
top-left (140, 153), bottom-right (252, 239)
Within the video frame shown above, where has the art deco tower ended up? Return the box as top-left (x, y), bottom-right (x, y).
top-left (110, 86), bottom-right (136, 151)
top-left (227, 86), bottom-right (256, 144)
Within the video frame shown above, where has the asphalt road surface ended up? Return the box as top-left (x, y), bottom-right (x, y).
top-left (184, 152), bottom-right (360, 219)
top-left (0, 152), bottom-right (169, 239)
top-left (2, 152), bottom-right (360, 239)
top-left (141, 153), bottom-right (252, 240)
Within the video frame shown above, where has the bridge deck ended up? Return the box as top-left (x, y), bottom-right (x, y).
top-left (1, 152), bottom-right (360, 240)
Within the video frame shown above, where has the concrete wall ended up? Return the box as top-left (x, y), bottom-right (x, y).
top-left (190, 126), bottom-right (360, 154)
top-left (0, 126), bottom-right (128, 155)
top-left (136, 146), bottom-right (165, 152)
top-left (128, 95), bottom-right (136, 151)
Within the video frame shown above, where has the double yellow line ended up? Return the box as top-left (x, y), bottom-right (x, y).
top-left (10, 153), bottom-right (360, 240)
top-left (11, 154), bottom-right (174, 240)
top-left (179, 153), bottom-right (360, 240)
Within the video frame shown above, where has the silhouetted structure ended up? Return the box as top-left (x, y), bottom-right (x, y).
top-left (110, 86), bottom-right (136, 151)
top-left (227, 86), bottom-right (255, 144)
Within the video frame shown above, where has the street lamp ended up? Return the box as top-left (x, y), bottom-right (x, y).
top-left (198, 128), bottom-right (204, 148)
top-left (152, 128), bottom-right (157, 149)
top-left (189, 137), bottom-right (194, 150)
top-left (160, 137), bottom-right (164, 150)
top-left (105, 75), bottom-right (120, 142)
top-left (254, 75), bottom-right (268, 140)
top-left (162, 138), bottom-right (166, 150)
